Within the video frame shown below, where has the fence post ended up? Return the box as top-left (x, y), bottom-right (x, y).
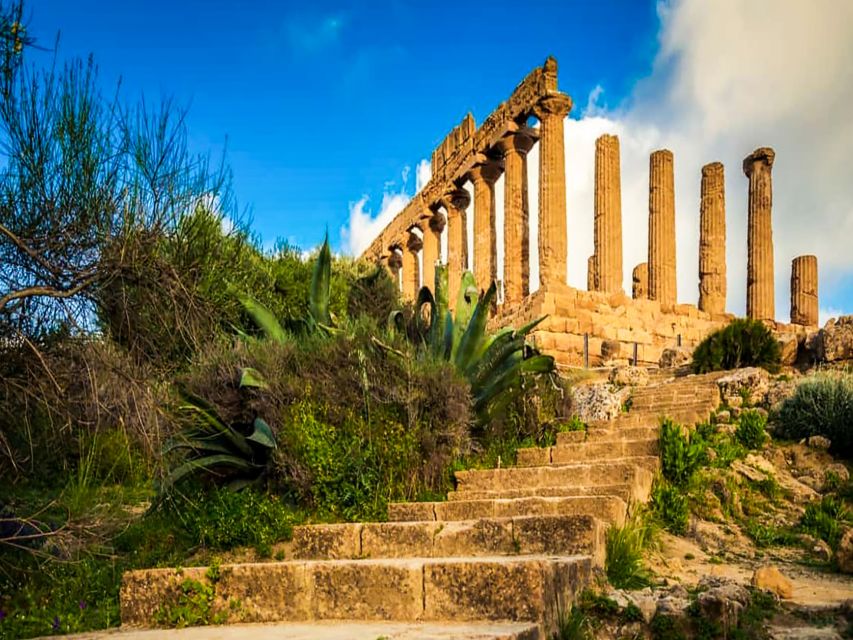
top-left (583, 333), bottom-right (589, 369)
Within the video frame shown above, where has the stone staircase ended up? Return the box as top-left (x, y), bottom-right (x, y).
top-left (119, 372), bottom-right (723, 639)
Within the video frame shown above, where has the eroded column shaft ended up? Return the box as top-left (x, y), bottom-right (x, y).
top-left (421, 211), bottom-right (445, 292)
top-left (534, 93), bottom-right (572, 287)
top-left (500, 131), bottom-right (534, 305)
top-left (443, 188), bottom-right (471, 309)
top-left (632, 263), bottom-right (648, 299)
top-left (790, 255), bottom-right (818, 326)
top-left (587, 255), bottom-right (597, 291)
top-left (402, 231), bottom-right (422, 301)
top-left (594, 134), bottom-right (623, 293)
top-left (744, 147), bottom-right (776, 321)
top-left (698, 162), bottom-right (727, 315)
top-left (648, 149), bottom-right (677, 307)
top-left (470, 162), bottom-right (502, 291)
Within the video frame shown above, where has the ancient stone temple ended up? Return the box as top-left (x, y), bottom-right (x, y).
top-left (361, 58), bottom-right (817, 366)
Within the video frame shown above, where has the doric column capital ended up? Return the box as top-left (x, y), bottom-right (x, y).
top-left (386, 248), bottom-right (403, 270)
top-left (468, 160), bottom-right (503, 185)
top-left (406, 229), bottom-right (423, 253)
top-left (532, 93), bottom-right (572, 120)
top-left (702, 161), bottom-right (724, 179)
top-left (743, 147), bottom-right (775, 176)
top-left (427, 209), bottom-right (446, 234)
top-left (496, 130), bottom-right (536, 157)
top-left (441, 187), bottom-right (471, 213)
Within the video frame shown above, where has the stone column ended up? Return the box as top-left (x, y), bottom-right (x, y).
top-left (790, 255), bottom-right (818, 326)
top-left (744, 147), bottom-right (776, 321)
top-left (698, 162), bottom-right (727, 315)
top-left (594, 134), bottom-right (623, 293)
top-left (533, 93), bottom-right (572, 287)
top-left (648, 149), bottom-right (677, 308)
top-left (421, 210), bottom-right (445, 292)
top-left (387, 248), bottom-right (403, 292)
top-left (587, 255), bottom-right (597, 291)
top-left (632, 263), bottom-right (648, 299)
top-left (402, 230), bottom-right (422, 301)
top-left (443, 188), bottom-right (472, 309)
top-left (469, 161), bottom-right (502, 291)
top-left (497, 130), bottom-right (535, 305)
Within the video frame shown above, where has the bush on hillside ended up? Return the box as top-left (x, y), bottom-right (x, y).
top-left (775, 374), bottom-right (853, 458)
top-left (691, 318), bottom-right (781, 374)
top-left (735, 409), bottom-right (769, 450)
top-left (659, 419), bottom-right (704, 487)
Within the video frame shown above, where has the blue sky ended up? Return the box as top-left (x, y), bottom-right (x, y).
top-left (30, 0), bottom-right (658, 249)
top-left (26, 1), bottom-right (853, 320)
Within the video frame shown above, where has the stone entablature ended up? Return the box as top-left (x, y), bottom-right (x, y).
top-left (360, 57), bottom-right (820, 364)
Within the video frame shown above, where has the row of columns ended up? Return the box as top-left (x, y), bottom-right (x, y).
top-left (384, 126), bottom-right (818, 327)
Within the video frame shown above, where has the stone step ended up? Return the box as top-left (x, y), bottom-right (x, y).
top-left (77, 621), bottom-right (543, 639)
top-left (453, 460), bottom-right (654, 494)
top-left (290, 515), bottom-right (606, 566)
top-left (388, 495), bottom-right (627, 526)
top-left (120, 555), bottom-right (593, 631)
top-left (556, 426), bottom-right (659, 446)
top-left (516, 439), bottom-right (659, 467)
top-left (446, 483), bottom-right (633, 505)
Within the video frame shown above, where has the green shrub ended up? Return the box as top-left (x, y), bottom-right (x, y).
top-left (799, 496), bottom-right (852, 550)
top-left (605, 513), bottom-right (655, 589)
top-left (735, 409), bottom-right (768, 450)
top-left (691, 319), bottom-right (781, 374)
top-left (775, 374), bottom-right (853, 458)
top-left (659, 419), bottom-right (704, 487)
top-left (650, 479), bottom-right (690, 535)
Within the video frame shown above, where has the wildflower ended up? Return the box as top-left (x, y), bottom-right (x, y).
top-left (79, 600), bottom-right (87, 610)
top-left (52, 615), bottom-right (60, 630)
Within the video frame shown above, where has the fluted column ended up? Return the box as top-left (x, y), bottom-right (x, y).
top-left (587, 255), bottom-right (597, 291)
top-left (469, 161), bottom-right (502, 291)
top-left (698, 162), bottom-right (727, 315)
top-left (790, 255), bottom-right (818, 326)
top-left (632, 263), bottom-right (648, 299)
top-left (421, 210), bottom-right (445, 292)
top-left (744, 147), bottom-right (776, 321)
top-left (497, 130), bottom-right (535, 305)
top-left (443, 188), bottom-right (472, 309)
top-left (648, 149), bottom-right (677, 308)
top-left (387, 248), bottom-right (403, 292)
top-left (594, 134), bottom-right (623, 293)
top-left (533, 93), bottom-right (572, 287)
top-left (402, 230), bottom-right (422, 301)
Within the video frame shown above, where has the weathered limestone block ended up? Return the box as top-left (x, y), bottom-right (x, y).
top-left (432, 519), bottom-right (514, 557)
top-left (601, 339), bottom-right (621, 361)
top-left (469, 161), bottom-right (502, 291)
top-left (632, 263), bottom-right (648, 299)
top-left (790, 255), bottom-right (818, 326)
top-left (817, 315), bottom-right (853, 362)
top-left (498, 130), bottom-right (535, 305)
top-left (648, 149), bottom-right (677, 308)
top-left (837, 528), bottom-right (853, 574)
top-left (744, 147), bottom-right (776, 321)
top-left (533, 92), bottom-right (572, 287)
top-left (291, 523), bottom-right (361, 559)
top-left (610, 366), bottom-right (650, 387)
top-left (659, 346), bottom-right (691, 369)
top-left (750, 566), bottom-right (793, 599)
top-left (361, 522), bottom-right (437, 558)
top-left (776, 332), bottom-right (800, 366)
top-left (594, 134), bottom-right (623, 293)
top-left (571, 382), bottom-right (630, 422)
top-left (699, 162), bottom-right (727, 314)
top-left (717, 367), bottom-right (770, 407)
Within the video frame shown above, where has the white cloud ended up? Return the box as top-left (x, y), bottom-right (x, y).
top-left (819, 307), bottom-right (844, 328)
top-left (415, 159), bottom-right (431, 192)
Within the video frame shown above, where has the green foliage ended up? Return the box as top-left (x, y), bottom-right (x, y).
top-left (159, 389), bottom-right (277, 496)
top-left (799, 496), bottom-right (852, 550)
top-left (391, 266), bottom-right (555, 426)
top-left (691, 318), bottom-right (782, 374)
top-left (659, 419), bottom-right (704, 487)
top-left (650, 478), bottom-right (690, 535)
top-left (776, 374), bottom-right (853, 458)
top-left (153, 560), bottom-right (237, 628)
top-left (605, 513), bottom-right (656, 589)
top-left (742, 519), bottom-right (798, 548)
top-left (552, 605), bottom-right (592, 640)
top-left (735, 409), bottom-right (768, 450)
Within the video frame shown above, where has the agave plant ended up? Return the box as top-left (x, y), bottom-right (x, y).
top-left (238, 234), bottom-right (336, 341)
top-left (391, 265), bottom-right (554, 424)
top-left (159, 375), bottom-right (276, 496)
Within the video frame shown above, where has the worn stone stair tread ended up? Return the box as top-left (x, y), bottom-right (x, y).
top-left (516, 439), bottom-right (659, 467)
top-left (454, 459), bottom-right (655, 488)
top-left (121, 555), bottom-right (593, 628)
top-left (290, 514), bottom-right (605, 564)
top-left (388, 494), bottom-right (627, 526)
top-left (446, 483), bottom-right (632, 503)
top-left (55, 621), bottom-right (541, 639)
top-left (556, 427), bottom-right (660, 446)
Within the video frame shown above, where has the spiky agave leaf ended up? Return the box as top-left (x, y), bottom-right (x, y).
top-left (238, 294), bottom-right (288, 344)
top-left (309, 234), bottom-right (332, 326)
top-left (239, 367), bottom-right (268, 389)
top-left (451, 271), bottom-right (479, 360)
top-left (473, 354), bottom-right (555, 417)
top-left (454, 282), bottom-right (497, 373)
top-left (161, 454), bottom-right (261, 495)
top-left (246, 417), bottom-right (276, 449)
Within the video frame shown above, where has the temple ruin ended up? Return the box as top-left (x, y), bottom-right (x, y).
top-left (360, 58), bottom-right (817, 366)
